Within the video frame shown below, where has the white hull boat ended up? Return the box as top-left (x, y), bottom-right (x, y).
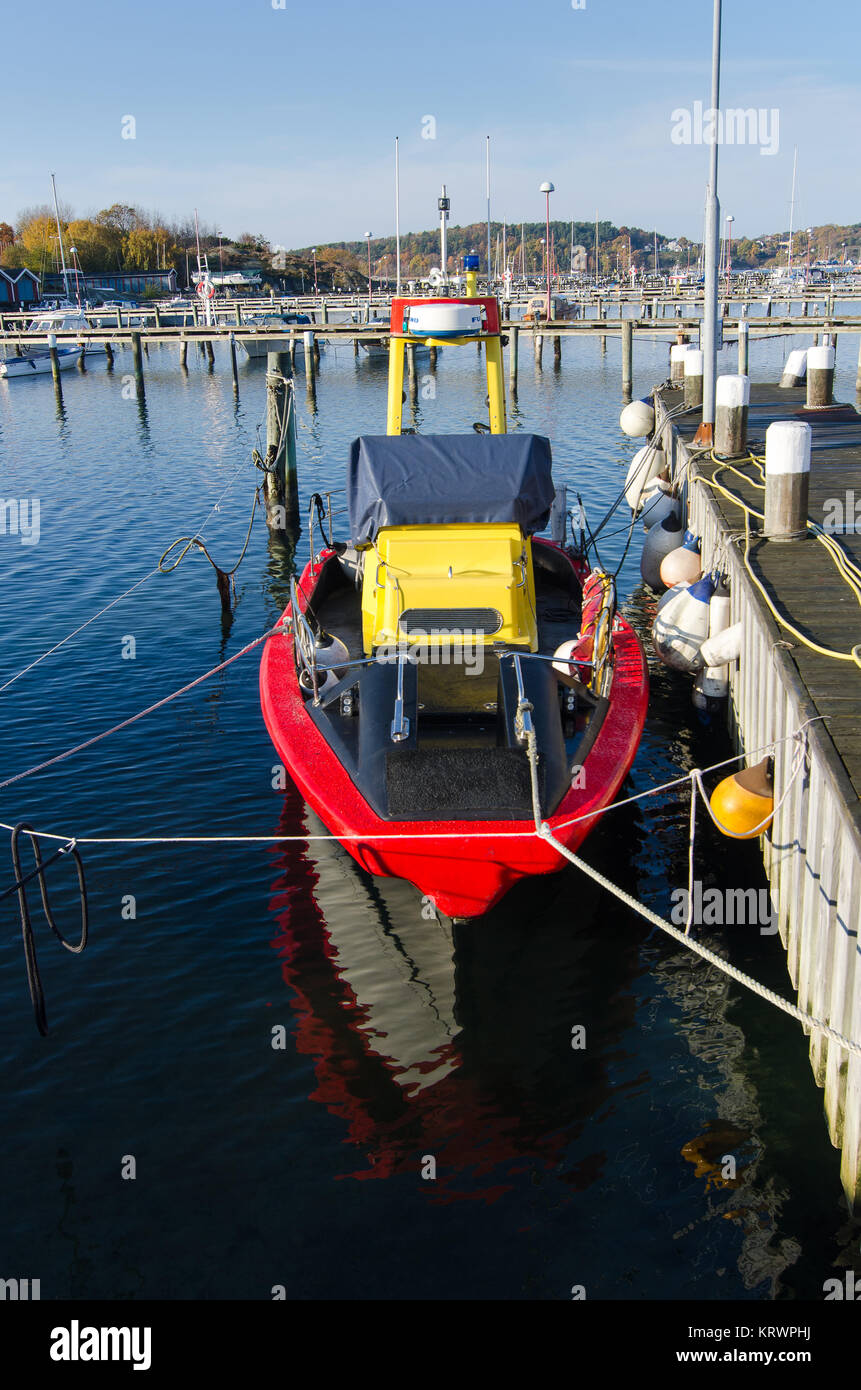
top-left (0, 346), bottom-right (83, 377)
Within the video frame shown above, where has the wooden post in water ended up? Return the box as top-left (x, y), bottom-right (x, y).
top-left (303, 330), bottom-right (315, 380)
top-left (508, 324), bottom-right (519, 396)
top-left (179, 339), bottom-right (187, 370)
top-left (763, 420), bottom-right (811, 540)
top-left (116, 307), bottom-right (123, 330)
top-left (621, 319), bottom-right (633, 401)
top-left (234, 304), bottom-right (242, 327)
top-left (205, 340), bottom-right (215, 369)
top-left (154, 305), bottom-right (161, 329)
top-left (47, 333), bottom-right (61, 385)
top-left (192, 302), bottom-right (200, 327)
top-left (737, 319), bottom-right (749, 375)
top-left (319, 302), bottom-right (328, 325)
top-left (534, 330), bottom-right (543, 367)
top-left (265, 351), bottom-right (298, 532)
top-left (429, 346), bottom-right (438, 369)
top-left (553, 335), bottom-right (561, 368)
top-left (131, 331), bottom-right (144, 384)
top-left (228, 332), bottom-right (239, 394)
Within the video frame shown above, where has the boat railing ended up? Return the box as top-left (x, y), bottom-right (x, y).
top-left (589, 577), bottom-right (617, 699)
top-left (290, 577), bottom-right (322, 704)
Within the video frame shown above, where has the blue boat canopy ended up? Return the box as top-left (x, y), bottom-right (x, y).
top-left (347, 433), bottom-right (555, 546)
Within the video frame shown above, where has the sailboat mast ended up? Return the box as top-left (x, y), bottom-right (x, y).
top-left (50, 173), bottom-right (70, 299)
top-left (787, 146), bottom-right (798, 271)
top-left (485, 135), bottom-right (491, 288)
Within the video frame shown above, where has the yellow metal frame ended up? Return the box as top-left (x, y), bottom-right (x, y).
top-left (386, 316), bottom-right (507, 436)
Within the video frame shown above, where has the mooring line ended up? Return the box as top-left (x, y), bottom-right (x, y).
top-left (523, 723), bottom-right (861, 1059)
top-left (0, 449), bottom-right (260, 695)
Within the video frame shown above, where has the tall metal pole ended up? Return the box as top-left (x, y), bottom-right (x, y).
top-left (696, 0), bottom-right (722, 446)
top-left (486, 136), bottom-right (492, 289)
top-left (394, 136), bottom-right (401, 296)
top-left (787, 146), bottom-right (798, 271)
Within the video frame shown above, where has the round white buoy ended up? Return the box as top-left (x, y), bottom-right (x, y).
top-left (652, 575), bottom-right (716, 672)
top-left (660, 533), bottom-right (702, 587)
top-left (625, 445), bottom-right (666, 511)
top-left (641, 512), bottom-right (684, 589)
top-left (620, 399), bottom-right (655, 437)
top-left (641, 484), bottom-right (679, 530)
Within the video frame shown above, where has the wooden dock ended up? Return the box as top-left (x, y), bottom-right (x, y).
top-left (655, 382), bottom-right (861, 1206)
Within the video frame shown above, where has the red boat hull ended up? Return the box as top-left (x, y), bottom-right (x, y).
top-left (260, 548), bottom-right (649, 919)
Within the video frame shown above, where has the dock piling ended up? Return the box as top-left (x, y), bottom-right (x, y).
top-left (806, 344), bottom-right (835, 408)
top-left (47, 333), bottom-right (60, 386)
top-left (684, 348), bottom-right (704, 409)
top-left (714, 374), bottom-right (750, 458)
top-left (508, 324), bottom-right (519, 396)
top-left (131, 332), bottom-right (144, 383)
top-left (229, 332), bottom-right (239, 394)
top-left (737, 319), bottom-right (749, 376)
top-left (621, 320), bottom-right (633, 401)
top-left (763, 420), bottom-right (811, 541)
top-left (265, 351), bottom-right (299, 533)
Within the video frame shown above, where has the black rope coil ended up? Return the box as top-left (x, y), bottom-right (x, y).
top-left (7, 823), bottom-right (88, 1036)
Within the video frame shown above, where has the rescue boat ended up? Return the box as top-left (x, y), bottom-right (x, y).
top-left (259, 279), bottom-right (648, 919)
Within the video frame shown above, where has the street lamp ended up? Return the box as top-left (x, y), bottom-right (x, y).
top-left (539, 181), bottom-right (555, 321)
top-left (68, 246), bottom-right (82, 306)
top-left (311, 247), bottom-right (318, 297)
top-left (725, 214), bottom-right (733, 291)
top-left (365, 232), bottom-right (372, 306)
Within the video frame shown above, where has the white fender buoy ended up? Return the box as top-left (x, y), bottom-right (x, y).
top-left (700, 619), bottom-right (742, 668)
top-left (620, 398), bottom-right (655, 437)
top-left (659, 530), bottom-right (702, 587)
top-left (552, 636), bottom-right (590, 678)
top-left (652, 575), bottom-right (716, 672)
top-left (641, 512), bottom-right (684, 589)
top-left (639, 479), bottom-right (677, 529)
top-left (692, 585), bottom-right (732, 711)
top-left (625, 445), bottom-right (666, 512)
top-left (657, 581), bottom-right (687, 614)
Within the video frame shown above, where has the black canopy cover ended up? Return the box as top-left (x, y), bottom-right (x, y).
top-left (347, 433), bottom-right (555, 546)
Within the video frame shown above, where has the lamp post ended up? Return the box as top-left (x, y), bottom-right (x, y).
top-left (539, 181), bottom-right (554, 321)
top-left (725, 214), bottom-right (733, 292)
top-left (68, 246), bottom-right (82, 306)
top-left (365, 233), bottom-right (372, 307)
top-left (311, 247), bottom-right (318, 296)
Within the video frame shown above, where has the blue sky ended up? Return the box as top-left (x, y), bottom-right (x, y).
top-left (2, 0), bottom-right (857, 246)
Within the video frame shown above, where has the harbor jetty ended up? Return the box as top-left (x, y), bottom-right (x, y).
top-left (654, 371), bottom-right (861, 1207)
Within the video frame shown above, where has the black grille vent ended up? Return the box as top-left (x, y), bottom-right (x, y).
top-left (398, 608), bottom-right (503, 636)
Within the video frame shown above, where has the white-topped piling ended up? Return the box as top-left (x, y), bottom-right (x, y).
top-left (714, 374), bottom-right (750, 458)
top-left (670, 343), bottom-right (689, 384)
top-left (684, 348), bottom-right (704, 409)
top-left (763, 420), bottom-right (811, 541)
top-left (779, 347), bottom-right (807, 389)
top-left (806, 343), bottom-right (835, 408)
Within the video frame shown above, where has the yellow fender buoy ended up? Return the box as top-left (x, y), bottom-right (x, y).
top-left (710, 756), bottom-right (774, 839)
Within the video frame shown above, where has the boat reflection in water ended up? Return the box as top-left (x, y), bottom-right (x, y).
top-left (267, 781), bottom-right (641, 1202)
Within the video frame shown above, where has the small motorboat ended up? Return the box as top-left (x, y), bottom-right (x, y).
top-left (260, 288), bottom-right (648, 919)
top-left (240, 311), bottom-right (324, 363)
top-left (0, 345), bottom-right (83, 378)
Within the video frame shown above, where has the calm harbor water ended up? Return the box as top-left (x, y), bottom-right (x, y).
top-left (0, 325), bottom-right (858, 1301)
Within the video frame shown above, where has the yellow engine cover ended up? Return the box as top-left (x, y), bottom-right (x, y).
top-left (361, 524), bottom-right (538, 654)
